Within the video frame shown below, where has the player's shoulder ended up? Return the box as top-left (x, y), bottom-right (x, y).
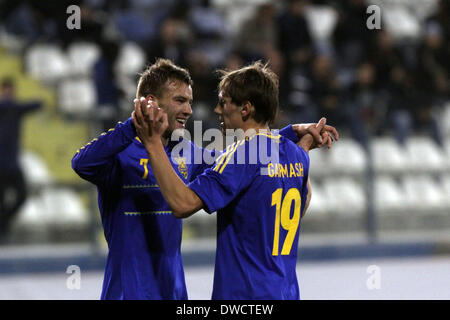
top-left (279, 135), bottom-right (310, 166)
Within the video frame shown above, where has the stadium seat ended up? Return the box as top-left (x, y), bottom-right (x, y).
top-left (441, 175), bottom-right (450, 209)
top-left (305, 5), bottom-right (338, 41)
top-left (308, 148), bottom-right (328, 176)
top-left (40, 188), bottom-right (89, 226)
top-left (444, 138), bottom-right (450, 167)
top-left (374, 176), bottom-right (404, 213)
top-left (405, 136), bottom-right (447, 172)
top-left (222, 5), bottom-right (256, 36)
top-left (327, 139), bottom-right (367, 174)
top-left (58, 78), bottom-right (96, 115)
top-left (115, 42), bottom-right (146, 77)
top-left (67, 42), bottom-right (100, 77)
top-left (19, 151), bottom-right (53, 186)
top-left (322, 177), bottom-right (366, 217)
top-left (440, 102), bottom-right (450, 137)
top-left (25, 44), bottom-right (70, 84)
top-left (16, 196), bottom-right (48, 227)
top-left (371, 137), bottom-right (409, 173)
top-left (383, 6), bottom-right (421, 39)
top-left (401, 175), bottom-right (447, 211)
top-left (307, 179), bottom-right (329, 217)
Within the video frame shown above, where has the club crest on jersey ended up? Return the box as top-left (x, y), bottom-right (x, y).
top-left (174, 157), bottom-right (188, 179)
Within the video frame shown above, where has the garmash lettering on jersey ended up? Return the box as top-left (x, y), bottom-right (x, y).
top-left (266, 162), bottom-right (304, 178)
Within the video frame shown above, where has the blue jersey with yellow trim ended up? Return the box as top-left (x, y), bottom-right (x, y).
top-left (189, 133), bottom-right (309, 300)
top-left (71, 118), bottom-right (211, 300)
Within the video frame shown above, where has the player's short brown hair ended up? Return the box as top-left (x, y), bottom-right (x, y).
top-left (218, 61), bottom-right (279, 125)
top-left (136, 58), bottom-right (193, 99)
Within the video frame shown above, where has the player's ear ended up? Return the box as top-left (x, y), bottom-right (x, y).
top-left (241, 101), bottom-right (254, 121)
top-left (145, 94), bottom-right (156, 102)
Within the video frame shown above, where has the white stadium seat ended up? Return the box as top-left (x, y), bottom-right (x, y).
top-left (371, 137), bottom-right (409, 173)
top-left (307, 179), bottom-right (329, 217)
top-left (115, 42), bottom-right (146, 77)
top-left (308, 148), bottom-right (328, 176)
top-left (327, 139), bottom-right (367, 174)
top-left (405, 136), bottom-right (447, 172)
top-left (322, 177), bottom-right (366, 217)
top-left (382, 6), bottom-right (421, 39)
top-left (444, 139), bottom-right (450, 169)
top-left (441, 175), bottom-right (450, 209)
top-left (305, 5), bottom-right (338, 41)
top-left (374, 176), bottom-right (404, 213)
top-left (67, 42), bottom-right (100, 76)
top-left (25, 44), bottom-right (70, 84)
top-left (40, 189), bottom-right (89, 226)
top-left (16, 196), bottom-right (48, 227)
top-left (58, 78), bottom-right (96, 115)
top-left (19, 151), bottom-right (53, 185)
top-left (440, 102), bottom-right (450, 137)
top-left (16, 189), bottom-right (88, 228)
top-left (401, 175), bottom-right (447, 211)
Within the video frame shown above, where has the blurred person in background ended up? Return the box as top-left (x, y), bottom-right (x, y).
top-left (307, 54), bottom-right (368, 148)
top-left (343, 62), bottom-right (378, 148)
top-left (412, 22), bottom-right (448, 146)
top-left (234, 3), bottom-right (279, 64)
top-left (367, 30), bottom-right (413, 145)
top-left (184, 50), bottom-right (218, 133)
top-left (93, 39), bottom-right (123, 132)
top-left (0, 0), bottom-right (80, 46)
top-left (332, 0), bottom-right (377, 69)
top-left (145, 1), bottom-right (193, 67)
top-left (277, 0), bottom-right (313, 73)
top-left (0, 78), bottom-right (41, 244)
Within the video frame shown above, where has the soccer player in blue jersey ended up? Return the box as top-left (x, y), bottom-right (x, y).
top-left (72, 58), bottom-right (337, 300)
top-left (133, 61), bottom-right (332, 299)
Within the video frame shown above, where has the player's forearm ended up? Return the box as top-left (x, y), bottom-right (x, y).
top-left (302, 178), bottom-right (312, 218)
top-left (297, 134), bottom-right (314, 153)
top-left (144, 140), bottom-right (203, 218)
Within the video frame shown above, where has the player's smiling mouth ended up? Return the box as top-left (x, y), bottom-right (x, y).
top-left (176, 118), bottom-right (187, 125)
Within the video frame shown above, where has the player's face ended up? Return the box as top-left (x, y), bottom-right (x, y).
top-left (156, 80), bottom-right (193, 135)
top-left (215, 91), bottom-right (243, 134)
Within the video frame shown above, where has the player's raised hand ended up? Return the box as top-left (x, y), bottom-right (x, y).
top-left (291, 119), bottom-right (339, 149)
top-left (297, 117), bottom-right (328, 152)
top-left (132, 97), bottom-right (168, 146)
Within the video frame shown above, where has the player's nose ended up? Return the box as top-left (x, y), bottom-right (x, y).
top-left (214, 104), bottom-right (222, 115)
top-left (182, 101), bottom-right (193, 117)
